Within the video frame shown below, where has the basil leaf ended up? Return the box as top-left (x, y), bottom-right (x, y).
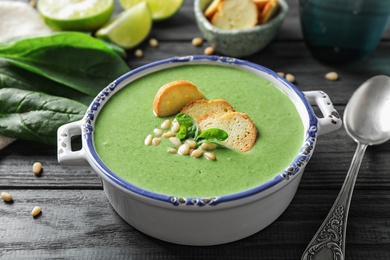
top-left (196, 128), bottom-right (228, 143)
top-left (0, 32), bottom-right (129, 96)
top-left (0, 88), bottom-right (87, 145)
top-left (177, 125), bottom-right (187, 140)
top-left (175, 113), bottom-right (198, 140)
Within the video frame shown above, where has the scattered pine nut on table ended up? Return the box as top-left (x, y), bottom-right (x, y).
top-left (1, 192), bottom-right (12, 202)
top-left (204, 46), bottom-right (214, 55)
top-left (32, 162), bottom-right (42, 175)
top-left (325, 71), bottom-right (339, 81)
top-left (149, 38), bottom-right (158, 47)
top-left (192, 37), bottom-right (203, 47)
top-left (31, 206), bottom-right (42, 217)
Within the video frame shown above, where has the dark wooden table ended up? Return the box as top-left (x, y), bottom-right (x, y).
top-left (1, 0), bottom-right (390, 259)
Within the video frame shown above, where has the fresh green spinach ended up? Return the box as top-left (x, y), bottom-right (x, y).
top-left (0, 60), bottom-right (93, 105)
top-left (0, 88), bottom-right (87, 145)
top-left (0, 32), bottom-right (130, 145)
top-left (0, 32), bottom-right (129, 96)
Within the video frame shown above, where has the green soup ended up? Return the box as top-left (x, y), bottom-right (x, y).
top-left (94, 65), bottom-right (304, 198)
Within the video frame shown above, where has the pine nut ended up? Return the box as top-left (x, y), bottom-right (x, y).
top-left (149, 38), bottom-right (158, 47)
top-left (167, 148), bottom-right (178, 154)
top-left (135, 49), bottom-right (143, 58)
top-left (285, 73), bottom-right (295, 83)
top-left (162, 132), bottom-right (175, 138)
top-left (1, 192), bottom-right (12, 202)
top-left (178, 143), bottom-right (190, 155)
top-left (325, 71), bottom-right (339, 81)
top-left (29, 0), bottom-right (36, 8)
top-left (161, 119), bottom-right (171, 129)
top-left (277, 72), bottom-right (285, 77)
top-left (171, 122), bottom-right (180, 132)
top-left (153, 128), bottom-right (164, 136)
top-left (204, 46), bottom-right (214, 55)
top-left (204, 152), bottom-right (216, 161)
top-left (192, 37), bottom-right (203, 47)
top-left (186, 140), bottom-right (197, 149)
top-left (169, 137), bottom-right (182, 147)
top-left (154, 128), bottom-right (163, 136)
top-left (33, 162), bottom-right (42, 175)
top-left (201, 142), bottom-right (217, 151)
top-left (191, 149), bottom-right (203, 158)
top-left (144, 134), bottom-right (153, 146)
top-left (152, 137), bottom-right (161, 146)
top-left (32, 206), bottom-right (41, 217)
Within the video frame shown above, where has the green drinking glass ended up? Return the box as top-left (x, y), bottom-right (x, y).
top-left (299, 0), bottom-right (390, 63)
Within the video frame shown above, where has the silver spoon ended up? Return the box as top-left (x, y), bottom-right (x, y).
top-left (301, 75), bottom-right (390, 260)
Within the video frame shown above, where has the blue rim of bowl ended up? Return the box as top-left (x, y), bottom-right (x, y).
top-left (83, 55), bottom-right (318, 206)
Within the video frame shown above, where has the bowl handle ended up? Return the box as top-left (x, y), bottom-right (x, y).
top-left (303, 91), bottom-right (342, 136)
top-left (57, 120), bottom-right (89, 166)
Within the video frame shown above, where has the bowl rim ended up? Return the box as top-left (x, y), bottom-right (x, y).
top-left (194, 0), bottom-right (289, 35)
top-left (83, 55), bottom-right (318, 206)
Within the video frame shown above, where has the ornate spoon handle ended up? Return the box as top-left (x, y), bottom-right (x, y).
top-left (301, 142), bottom-right (367, 260)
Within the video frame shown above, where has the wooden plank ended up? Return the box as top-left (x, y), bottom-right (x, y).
top-left (0, 189), bottom-right (389, 259)
top-left (0, 141), bottom-right (100, 188)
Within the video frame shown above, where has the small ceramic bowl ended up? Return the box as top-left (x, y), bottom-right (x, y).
top-left (194, 0), bottom-right (289, 57)
top-left (57, 55), bottom-right (341, 246)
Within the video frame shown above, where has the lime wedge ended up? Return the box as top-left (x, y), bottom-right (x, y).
top-left (95, 1), bottom-right (152, 49)
top-left (38, 0), bottom-right (114, 31)
top-left (119, 0), bottom-right (183, 21)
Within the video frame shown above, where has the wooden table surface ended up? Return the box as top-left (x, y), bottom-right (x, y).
top-left (1, 0), bottom-right (390, 259)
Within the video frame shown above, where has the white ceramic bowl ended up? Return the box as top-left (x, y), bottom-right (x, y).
top-left (57, 56), bottom-right (341, 246)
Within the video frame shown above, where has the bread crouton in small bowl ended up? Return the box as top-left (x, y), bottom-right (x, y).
top-left (194, 0), bottom-right (288, 57)
top-left (57, 55), bottom-right (341, 246)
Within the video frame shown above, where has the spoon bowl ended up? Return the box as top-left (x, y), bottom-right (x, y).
top-left (302, 75), bottom-right (390, 260)
top-left (344, 75), bottom-right (390, 145)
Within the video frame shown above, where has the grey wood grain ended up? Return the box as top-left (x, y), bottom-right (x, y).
top-left (0, 189), bottom-right (389, 260)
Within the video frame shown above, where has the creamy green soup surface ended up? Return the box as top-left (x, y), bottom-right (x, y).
top-left (94, 65), bottom-right (304, 198)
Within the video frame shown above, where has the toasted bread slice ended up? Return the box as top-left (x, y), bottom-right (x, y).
top-left (204, 0), bottom-right (221, 19)
top-left (259, 0), bottom-right (279, 24)
top-left (211, 0), bottom-right (258, 30)
top-left (180, 99), bottom-right (234, 121)
top-left (198, 112), bottom-right (257, 152)
top-left (153, 80), bottom-right (205, 117)
top-left (252, 0), bottom-right (269, 10)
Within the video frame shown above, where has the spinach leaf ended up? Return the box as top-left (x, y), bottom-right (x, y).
top-left (98, 39), bottom-right (127, 59)
top-left (175, 113), bottom-right (198, 140)
top-left (0, 88), bottom-right (87, 145)
top-left (0, 32), bottom-right (129, 96)
top-left (0, 60), bottom-right (93, 105)
top-left (196, 128), bottom-right (228, 143)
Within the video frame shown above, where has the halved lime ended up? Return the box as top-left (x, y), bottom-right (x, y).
top-left (119, 0), bottom-right (184, 21)
top-left (95, 1), bottom-right (152, 49)
top-left (37, 0), bottom-right (114, 31)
